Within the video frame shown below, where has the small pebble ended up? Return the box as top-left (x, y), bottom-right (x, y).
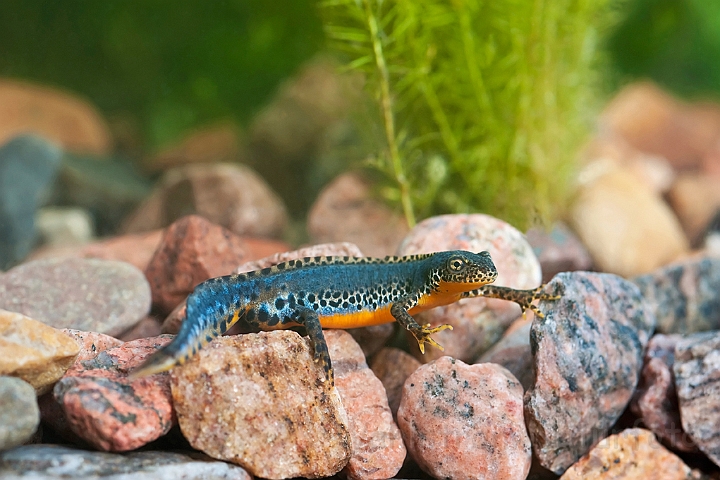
top-left (398, 213), bottom-right (542, 363)
top-left (0, 376), bottom-right (39, 450)
top-left (369, 347), bottom-right (422, 418)
top-left (171, 331), bottom-right (351, 479)
top-left (525, 271), bottom-right (655, 474)
top-left (0, 309), bottom-right (79, 394)
top-left (0, 444), bottom-right (252, 480)
top-left (630, 334), bottom-right (696, 452)
top-left (0, 257), bottom-right (151, 336)
top-left (633, 256), bottom-right (720, 334)
top-left (674, 331), bottom-right (720, 467)
top-left (144, 214), bottom-right (249, 314)
top-left (560, 428), bottom-right (700, 480)
top-left (325, 330), bottom-right (406, 480)
top-left (53, 336), bottom-right (175, 452)
top-left (397, 357), bottom-right (531, 480)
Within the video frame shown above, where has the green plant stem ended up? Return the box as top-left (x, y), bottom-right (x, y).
top-left (363, 0), bottom-right (416, 227)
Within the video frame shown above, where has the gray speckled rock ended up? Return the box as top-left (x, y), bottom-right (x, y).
top-left (0, 135), bottom-right (62, 270)
top-left (0, 444), bottom-right (252, 479)
top-left (477, 315), bottom-right (533, 391)
top-left (674, 331), bottom-right (720, 467)
top-left (525, 271), bottom-right (655, 474)
top-left (633, 257), bottom-right (720, 334)
top-left (0, 257), bottom-right (151, 336)
top-left (630, 334), bottom-right (696, 452)
top-left (0, 377), bottom-right (39, 450)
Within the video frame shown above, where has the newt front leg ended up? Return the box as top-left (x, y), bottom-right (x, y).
top-left (391, 295), bottom-right (453, 354)
top-left (462, 284), bottom-right (559, 318)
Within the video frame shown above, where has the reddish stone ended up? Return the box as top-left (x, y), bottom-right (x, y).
top-left (117, 316), bottom-right (162, 342)
top-left (630, 334), bottom-right (696, 452)
top-left (79, 230), bottom-right (164, 272)
top-left (398, 357), bottom-right (531, 480)
top-left (525, 223), bottom-right (593, 283)
top-left (53, 336), bottom-right (175, 452)
top-left (170, 331), bottom-right (351, 479)
top-left (560, 428), bottom-right (699, 480)
top-left (325, 330), bottom-right (406, 480)
top-left (398, 213), bottom-right (542, 363)
top-left (61, 329), bottom-right (124, 362)
top-left (122, 163), bottom-right (288, 238)
top-left (308, 172), bottom-right (409, 258)
top-left (369, 347), bottom-right (421, 419)
top-left (0, 79), bottom-right (112, 156)
top-left (144, 215), bottom-right (249, 314)
top-left (524, 272), bottom-right (655, 474)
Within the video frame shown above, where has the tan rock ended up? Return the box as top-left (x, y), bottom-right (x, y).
top-left (560, 428), bottom-right (699, 480)
top-left (0, 309), bottom-right (80, 394)
top-left (667, 173), bottom-right (720, 246)
top-left (308, 172), bottom-right (409, 258)
top-left (570, 165), bottom-right (689, 277)
top-left (171, 331), bottom-right (351, 479)
top-left (0, 79), bottom-right (112, 155)
top-left (122, 163), bottom-right (288, 238)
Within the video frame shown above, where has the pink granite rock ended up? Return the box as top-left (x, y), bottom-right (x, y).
top-left (61, 329), bottom-right (124, 362)
top-left (170, 331), bottom-right (351, 479)
top-left (307, 172), bottom-right (409, 258)
top-left (145, 215), bottom-right (251, 314)
top-left (630, 334), bottom-right (697, 452)
top-left (674, 331), bottom-right (720, 467)
top-left (477, 314), bottom-right (533, 390)
top-left (0, 257), bottom-right (151, 336)
top-left (53, 336), bottom-right (175, 452)
top-left (398, 357), bottom-right (531, 480)
top-left (397, 213), bottom-right (542, 363)
top-left (369, 347), bottom-right (422, 419)
top-left (560, 428), bottom-right (700, 480)
top-left (524, 271), bottom-right (655, 474)
top-left (325, 330), bottom-right (406, 480)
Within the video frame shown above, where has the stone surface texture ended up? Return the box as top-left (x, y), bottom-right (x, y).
top-left (53, 336), bottom-right (175, 452)
top-left (630, 334), bottom-right (696, 452)
top-left (524, 271), bottom-right (656, 474)
top-left (634, 256), bottom-right (720, 334)
top-left (79, 230), bottom-right (164, 271)
top-left (171, 331), bottom-right (351, 479)
top-left (570, 164), bottom-right (689, 277)
top-left (560, 428), bottom-right (700, 480)
top-left (0, 309), bottom-right (80, 394)
top-left (307, 172), bottom-right (409, 258)
top-left (0, 257), bottom-right (151, 336)
top-left (397, 213), bottom-right (542, 363)
top-left (526, 222), bottom-right (593, 283)
top-left (674, 331), bottom-right (720, 467)
top-left (398, 357), bottom-right (531, 480)
top-left (0, 376), bottom-right (40, 450)
top-left (0, 444), bottom-right (253, 480)
top-left (325, 330), bottom-right (405, 480)
top-left (117, 315), bottom-right (162, 342)
top-left (144, 215), bottom-right (249, 314)
top-left (0, 135), bottom-right (62, 269)
top-left (60, 329), bottom-right (124, 363)
top-left (477, 315), bottom-right (533, 390)
top-left (122, 163), bottom-right (288, 238)
top-left (369, 347), bottom-right (422, 419)
top-left (0, 79), bottom-right (112, 155)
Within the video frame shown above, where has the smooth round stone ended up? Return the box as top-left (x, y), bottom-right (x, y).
top-left (0, 376), bottom-right (39, 450)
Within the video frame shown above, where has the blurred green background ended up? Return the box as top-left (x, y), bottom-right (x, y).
top-left (3, 0), bottom-right (719, 151)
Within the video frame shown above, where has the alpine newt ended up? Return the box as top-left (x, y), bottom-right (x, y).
top-left (130, 250), bottom-right (556, 384)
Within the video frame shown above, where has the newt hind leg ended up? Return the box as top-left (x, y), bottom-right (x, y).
top-left (463, 284), bottom-right (560, 318)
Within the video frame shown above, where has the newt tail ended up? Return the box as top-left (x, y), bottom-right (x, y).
top-left (130, 250), bottom-right (558, 384)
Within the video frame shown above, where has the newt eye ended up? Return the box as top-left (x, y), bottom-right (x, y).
top-left (447, 256), bottom-right (466, 271)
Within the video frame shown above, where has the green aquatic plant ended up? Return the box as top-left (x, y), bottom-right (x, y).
top-left (321, 0), bottom-right (622, 229)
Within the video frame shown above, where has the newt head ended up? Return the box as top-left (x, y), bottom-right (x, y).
top-left (427, 250), bottom-right (498, 295)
